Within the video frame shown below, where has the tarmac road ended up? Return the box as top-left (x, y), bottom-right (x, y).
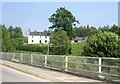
top-left (1, 65), bottom-right (52, 82)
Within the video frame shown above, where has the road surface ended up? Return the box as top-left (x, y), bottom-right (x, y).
top-left (1, 60), bottom-right (104, 82)
top-left (1, 65), bottom-right (52, 82)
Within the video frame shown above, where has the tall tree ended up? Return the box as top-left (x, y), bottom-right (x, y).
top-left (1, 25), bottom-right (24, 52)
top-left (48, 7), bottom-right (79, 40)
top-left (8, 26), bottom-right (15, 38)
top-left (14, 27), bottom-right (23, 38)
top-left (1, 25), bottom-right (17, 52)
top-left (0, 25), bottom-right (1, 52)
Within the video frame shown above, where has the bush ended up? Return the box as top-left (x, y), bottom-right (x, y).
top-left (18, 44), bottom-right (48, 54)
top-left (83, 31), bottom-right (119, 58)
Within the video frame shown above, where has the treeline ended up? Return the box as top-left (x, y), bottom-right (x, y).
top-left (0, 25), bottom-right (48, 54)
top-left (75, 24), bottom-right (120, 58)
top-left (48, 7), bottom-right (120, 57)
top-left (75, 24), bottom-right (120, 37)
top-left (1, 25), bottom-right (26, 52)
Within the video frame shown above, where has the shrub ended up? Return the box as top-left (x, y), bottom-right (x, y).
top-left (18, 44), bottom-right (48, 54)
top-left (83, 31), bottom-right (119, 58)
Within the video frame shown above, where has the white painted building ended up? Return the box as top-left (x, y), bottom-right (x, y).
top-left (28, 30), bottom-right (50, 44)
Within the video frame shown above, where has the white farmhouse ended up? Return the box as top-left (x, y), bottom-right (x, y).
top-left (28, 29), bottom-right (50, 44)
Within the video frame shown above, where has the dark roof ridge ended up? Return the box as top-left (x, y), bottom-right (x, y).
top-left (29, 31), bottom-right (50, 36)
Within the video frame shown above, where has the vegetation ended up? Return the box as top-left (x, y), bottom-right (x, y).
top-left (18, 44), bottom-right (48, 54)
top-left (83, 31), bottom-right (119, 58)
top-left (1, 6), bottom-right (119, 81)
top-left (15, 50), bottom-right (43, 54)
top-left (99, 24), bottom-right (120, 36)
top-left (50, 29), bottom-right (71, 55)
top-left (75, 25), bottom-right (90, 37)
top-left (49, 7), bottom-right (79, 40)
top-left (75, 24), bottom-right (120, 37)
top-left (1, 25), bottom-right (25, 52)
top-left (3, 52), bottom-right (119, 79)
top-left (1, 23), bottom-right (120, 57)
top-left (71, 43), bottom-right (85, 56)
top-left (0, 26), bottom-right (1, 52)
top-left (1, 7), bottom-right (120, 58)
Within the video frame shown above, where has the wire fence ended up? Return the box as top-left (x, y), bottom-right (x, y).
top-left (0, 52), bottom-right (120, 81)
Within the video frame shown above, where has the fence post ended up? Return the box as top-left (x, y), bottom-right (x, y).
top-left (6, 53), bottom-right (8, 60)
top-left (31, 54), bottom-right (33, 65)
top-left (21, 53), bottom-right (23, 63)
top-left (98, 58), bottom-right (104, 78)
top-left (65, 56), bottom-right (68, 71)
top-left (45, 55), bottom-right (47, 67)
top-left (99, 58), bottom-right (101, 73)
top-left (1, 52), bottom-right (3, 60)
top-left (13, 53), bottom-right (15, 61)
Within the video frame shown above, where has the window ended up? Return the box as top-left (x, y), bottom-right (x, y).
top-left (45, 36), bottom-right (47, 38)
top-left (40, 40), bottom-right (41, 43)
top-left (32, 40), bottom-right (34, 42)
top-left (45, 40), bottom-right (47, 43)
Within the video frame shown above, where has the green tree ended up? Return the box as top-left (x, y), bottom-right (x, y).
top-left (0, 25), bottom-right (1, 52)
top-left (14, 27), bottom-right (23, 38)
top-left (9, 26), bottom-right (23, 39)
top-left (50, 29), bottom-right (71, 55)
top-left (83, 31), bottom-right (119, 58)
top-left (1, 25), bottom-right (24, 52)
top-left (8, 26), bottom-right (24, 47)
top-left (89, 26), bottom-right (98, 36)
top-left (110, 24), bottom-right (119, 35)
top-left (76, 26), bottom-right (90, 37)
top-left (1, 25), bottom-right (17, 52)
top-left (23, 36), bottom-right (28, 43)
top-left (118, 27), bottom-right (120, 36)
top-left (98, 25), bottom-right (110, 32)
top-left (48, 7), bottom-right (79, 40)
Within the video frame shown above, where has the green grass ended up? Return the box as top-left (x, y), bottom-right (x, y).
top-left (13, 43), bottom-right (85, 56)
top-left (14, 50), bottom-right (44, 54)
top-left (71, 43), bottom-right (85, 56)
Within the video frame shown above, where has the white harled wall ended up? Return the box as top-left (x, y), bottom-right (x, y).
top-left (28, 35), bottom-right (50, 44)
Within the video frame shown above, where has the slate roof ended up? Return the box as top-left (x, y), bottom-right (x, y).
top-left (72, 37), bottom-right (87, 41)
top-left (29, 31), bottom-right (50, 36)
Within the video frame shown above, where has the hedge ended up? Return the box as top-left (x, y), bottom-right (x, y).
top-left (18, 44), bottom-right (48, 54)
